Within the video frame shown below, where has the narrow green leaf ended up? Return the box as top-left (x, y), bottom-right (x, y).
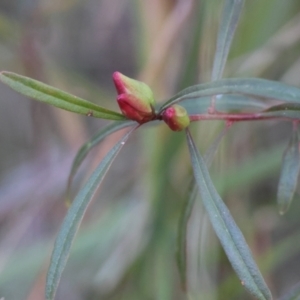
top-left (265, 103), bottom-right (300, 119)
top-left (279, 281), bottom-right (300, 300)
top-left (0, 71), bottom-right (126, 120)
top-left (255, 103), bottom-right (300, 120)
top-left (177, 126), bottom-right (230, 290)
top-left (277, 128), bottom-right (300, 215)
top-left (45, 126), bottom-right (137, 300)
top-left (186, 129), bottom-right (272, 300)
top-left (66, 120), bottom-right (135, 202)
top-left (211, 0), bottom-right (245, 80)
top-left (160, 78), bottom-right (300, 111)
top-left (265, 103), bottom-right (300, 112)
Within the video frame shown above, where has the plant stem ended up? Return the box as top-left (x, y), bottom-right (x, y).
top-left (189, 112), bottom-right (292, 122)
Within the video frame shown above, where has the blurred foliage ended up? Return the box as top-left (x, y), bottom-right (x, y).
top-left (1, 0), bottom-right (300, 299)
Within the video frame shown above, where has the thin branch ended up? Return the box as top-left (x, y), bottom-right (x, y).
top-left (189, 112), bottom-right (294, 122)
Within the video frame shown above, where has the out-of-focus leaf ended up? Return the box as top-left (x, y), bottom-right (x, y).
top-left (277, 128), bottom-right (300, 215)
top-left (177, 124), bottom-right (230, 289)
top-left (279, 281), bottom-right (300, 300)
top-left (176, 183), bottom-right (197, 290)
top-left (176, 128), bottom-right (224, 289)
top-left (186, 129), bottom-right (272, 300)
top-left (178, 1), bottom-right (204, 90)
top-left (0, 71), bottom-right (126, 120)
top-left (182, 95), bottom-right (268, 115)
top-left (211, 0), bottom-right (245, 81)
top-left (203, 124), bottom-right (231, 168)
top-left (160, 78), bottom-right (300, 111)
top-left (216, 145), bottom-right (283, 195)
top-left (66, 120), bottom-right (135, 202)
top-left (45, 126), bottom-right (137, 300)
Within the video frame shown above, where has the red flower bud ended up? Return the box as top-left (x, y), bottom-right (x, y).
top-left (113, 72), bottom-right (156, 123)
top-left (117, 94), bottom-right (154, 123)
top-left (162, 104), bottom-right (190, 131)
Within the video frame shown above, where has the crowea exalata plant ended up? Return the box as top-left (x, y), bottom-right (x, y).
top-left (2, 1), bottom-right (300, 299)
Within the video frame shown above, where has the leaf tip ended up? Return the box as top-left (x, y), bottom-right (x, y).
top-left (278, 203), bottom-right (289, 215)
top-left (0, 71), bottom-right (10, 77)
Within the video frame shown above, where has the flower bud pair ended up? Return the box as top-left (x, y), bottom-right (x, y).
top-left (112, 72), bottom-right (190, 131)
top-left (113, 72), bottom-right (156, 124)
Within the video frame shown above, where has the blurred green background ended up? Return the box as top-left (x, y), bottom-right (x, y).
top-left (1, 0), bottom-right (300, 299)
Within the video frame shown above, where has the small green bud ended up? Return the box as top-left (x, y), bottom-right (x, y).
top-left (162, 104), bottom-right (190, 131)
top-left (113, 72), bottom-right (156, 123)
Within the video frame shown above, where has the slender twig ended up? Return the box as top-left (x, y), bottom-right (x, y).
top-left (189, 112), bottom-right (294, 122)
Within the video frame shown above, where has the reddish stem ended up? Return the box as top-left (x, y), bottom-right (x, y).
top-left (189, 112), bottom-right (290, 122)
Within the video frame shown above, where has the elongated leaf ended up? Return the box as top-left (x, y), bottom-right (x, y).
top-left (277, 128), bottom-right (300, 215)
top-left (211, 0), bottom-right (245, 80)
top-left (265, 103), bottom-right (300, 112)
top-left (279, 281), bottom-right (300, 300)
top-left (0, 71), bottom-right (126, 120)
top-left (45, 126), bottom-right (137, 300)
top-left (186, 129), bottom-right (272, 300)
top-left (160, 78), bottom-right (300, 111)
top-left (66, 120), bottom-right (135, 201)
top-left (176, 126), bottom-right (229, 289)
